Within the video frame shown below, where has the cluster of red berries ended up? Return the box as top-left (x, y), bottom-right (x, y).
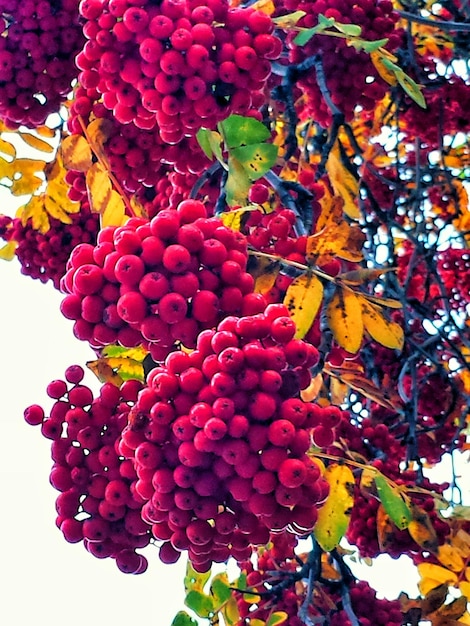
top-left (282, 0), bottom-right (401, 127)
top-left (24, 367), bottom-right (152, 574)
top-left (118, 303), bottom-right (330, 571)
top-left (77, 0), bottom-right (282, 140)
top-left (437, 247), bottom-right (470, 313)
top-left (0, 209), bottom-right (99, 290)
top-left (60, 200), bottom-right (258, 360)
top-left (0, 0), bottom-right (83, 128)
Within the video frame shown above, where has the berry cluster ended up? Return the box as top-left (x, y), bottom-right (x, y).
top-left (24, 367), bottom-right (152, 574)
top-left (0, 0), bottom-right (84, 128)
top-left (0, 209), bottom-right (99, 290)
top-left (119, 303), bottom-right (330, 571)
top-left (282, 0), bottom-right (400, 127)
top-left (60, 200), bottom-right (259, 359)
top-left (77, 0), bottom-right (282, 139)
top-left (437, 247), bottom-right (470, 313)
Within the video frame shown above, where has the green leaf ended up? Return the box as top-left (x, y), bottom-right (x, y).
top-left (184, 590), bottom-right (215, 619)
top-left (226, 155), bottom-right (251, 206)
top-left (230, 143), bottom-right (278, 180)
top-left (395, 70), bottom-right (426, 108)
top-left (349, 37), bottom-right (389, 52)
top-left (196, 128), bottom-right (214, 160)
top-left (294, 24), bottom-right (329, 46)
top-left (374, 473), bottom-right (412, 530)
top-left (314, 463), bottom-right (355, 551)
top-left (184, 561), bottom-right (212, 593)
top-left (267, 611), bottom-right (289, 626)
top-left (318, 14), bottom-right (335, 27)
top-left (219, 114), bottom-right (271, 149)
top-left (333, 22), bottom-right (362, 36)
top-left (171, 611), bottom-right (198, 626)
top-left (210, 573), bottom-right (232, 607)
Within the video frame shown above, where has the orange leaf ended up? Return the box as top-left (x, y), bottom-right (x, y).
top-left (376, 503), bottom-right (397, 552)
top-left (86, 162), bottom-right (113, 214)
top-left (409, 505), bottom-right (439, 553)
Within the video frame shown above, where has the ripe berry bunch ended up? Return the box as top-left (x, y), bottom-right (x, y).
top-left (282, 0), bottom-right (400, 127)
top-left (118, 303), bottom-right (329, 572)
top-left (0, 0), bottom-right (84, 128)
top-left (60, 200), bottom-right (256, 358)
top-left (77, 0), bottom-right (282, 140)
top-left (329, 580), bottom-right (403, 626)
top-left (437, 247), bottom-right (470, 313)
top-left (0, 208), bottom-right (99, 290)
top-left (24, 367), bottom-right (152, 574)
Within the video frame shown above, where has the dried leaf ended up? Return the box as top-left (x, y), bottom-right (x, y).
top-left (376, 504), bottom-right (397, 552)
top-left (417, 564), bottom-right (458, 595)
top-left (326, 287), bottom-right (363, 353)
top-left (325, 367), bottom-right (400, 413)
top-left (421, 584), bottom-right (448, 616)
top-left (409, 505), bottom-right (439, 553)
top-left (438, 596), bottom-right (468, 620)
top-left (300, 372), bottom-right (323, 402)
top-left (87, 359), bottom-right (124, 387)
top-left (87, 118), bottom-right (113, 166)
top-left (61, 134), bottom-right (93, 171)
top-left (283, 272), bottom-right (323, 339)
top-left (314, 462), bottom-right (355, 551)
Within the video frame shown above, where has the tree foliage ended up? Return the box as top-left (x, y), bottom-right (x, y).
top-left (1, 0), bottom-right (470, 624)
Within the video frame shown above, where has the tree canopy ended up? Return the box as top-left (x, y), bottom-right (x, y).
top-left (1, 0), bottom-right (470, 624)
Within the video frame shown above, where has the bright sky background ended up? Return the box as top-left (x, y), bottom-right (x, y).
top-left (2, 186), bottom-right (469, 625)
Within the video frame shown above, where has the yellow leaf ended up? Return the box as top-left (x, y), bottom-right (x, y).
top-left (61, 134), bottom-right (93, 172)
top-left (417, 564), bottom-right (458, 589)
top-left (370, 50), bottom-right (399, 86)
top-left (326, 141), bottom-right (360, 219)
top-left (101, 189), bottom-right (126, 227)
top-left (254, 260), bottom-right (280, 294)
top-left (221, 205), bottom-right (258, 232)
top-left (283, 272), bottom-right (323, 339)
top-left (409, 505), bottom-right (439, 553)
top-left (18, 131), bottom-right (55, 153)
top-left (337, 267), bottom-right (396, 286)
top-left (87, 360), bottom-right (124, 387)
top-left (314, 462), bottom-right (355, 551)
top-left (326, 287), bottom-right (363, 353)
top-left (129, 195), bottom-right (148, 219)
top-left (300, 372), bottom-right (323, 402)
top-left (358, 295), bottom-right (404, 350)
top-left (35, 125), bottom-right (56, 138)
top-left (0, 137), bottom-right (16, 158)
top-left (360, 468), bottom-right (378, 499)
top-left (44, 191), bottom-right (73, 224)
top-left (250, 0), bottom-right (275, 15)
top-left (362, 293), bottom-right (403, 309)
top-left (460, 582), bottom-right (470, 598)
top-left (17, 196), bottom-right (50, 233)
top-left (86, 118), bottom-right (113, 167)
top-left (0, 240), bottom-right (17, 261)
top-left (86, 162), bottom-right (113, 214)
top-left (226, 155), bottom-right (251, 206)
top-left (437, 544), bottom-right (466, 573)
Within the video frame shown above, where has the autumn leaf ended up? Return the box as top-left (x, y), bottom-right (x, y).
top-left (326, 287), bottom-right (363, 353)
top-left (326, 140), bottom-right (360, 219)
top-left (220, 205), bottom-right (258, 232)
top-left (272, 10), bottom-right (306, 28)
top-left (283, 272), bottom-right (323, 339)
top-left (418, 563), bottom-right (458, 596)
top-left (421, 584), bottom-right (448, 616)
top-left (437, 544), bottom-right (466, 573)
top-left (358, 295), bottom-right (404, 350)
top-left (18, 131), bottom-right (55, 153)
top-left (61, 134), bottom-right (93, 171)
top-left (376, 504), bottom-right (397, 552)
top-left (266, 611), bottom-right (289, 626)
top-left (0, 240), bottom-right (17, 261)
top-left (370, 49), bottom-right (399, 86)
top-left (86, 162), bottom-right (113, 214)
top-left (314, 462), bottom-right (355, 551)
top-left (101, 189), bottom-right (127, 227)
top-left (0, 136), bottom-right (16, 158)
top-left (300, 372), bottom-right (323, 402)
top-left (226, 155), bottom-right (251, 206)
top-left (86, 118), bottom-right (113, 167)
top-left (409, 504), bottom-right (439, 553)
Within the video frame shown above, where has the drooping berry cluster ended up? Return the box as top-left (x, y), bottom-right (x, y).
top-left (77, 0), bottom-right (282, 139)
top-left (60, 200), bottom-right (259, 359)
top-left (281, 0), bottom-right (401, 127)
top-left (119, 303), bottom-right (330, 571)
top-left (0, 0), bottom-right (84, 128)
top-left (24, 367), bottom-right (152, 574)
top-left (0, 208), bottom-right (99, 290)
